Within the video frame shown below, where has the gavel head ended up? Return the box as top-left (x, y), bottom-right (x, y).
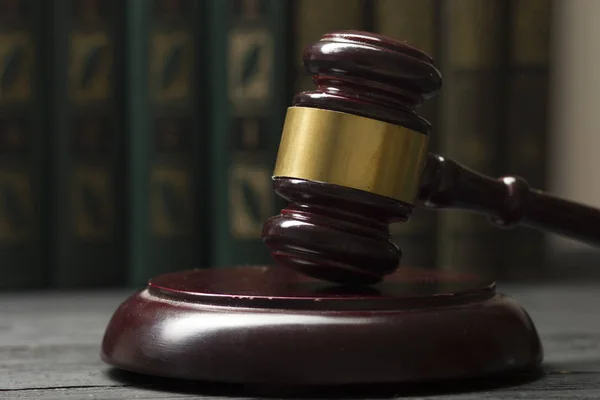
top-left (262, 31), bottom-right (442, 285)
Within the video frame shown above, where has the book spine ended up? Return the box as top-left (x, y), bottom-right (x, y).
top-left (48, 0), bottom-right (127, 288)
top-left (126, 0), bottom-right (207, 287)
top-left (372, 0), bottom-right (441, 269)
top-left (0, 0), bottom-right (46, 289)
top-left (437, 0), bottom-right (506, 278)
top-left (206, 0), bottom-right (291, 267)
top-left (501, 0), bottom-right (553, 280)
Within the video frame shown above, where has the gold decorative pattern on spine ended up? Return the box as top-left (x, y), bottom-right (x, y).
top-left (273, 107), bottom-right (429, 204)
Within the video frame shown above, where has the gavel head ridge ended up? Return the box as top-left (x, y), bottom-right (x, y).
top-left (261, 31), bottom-right (442, 286)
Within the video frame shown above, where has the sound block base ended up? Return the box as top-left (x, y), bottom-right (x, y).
top-left (101, 265), bottom-right (543, 386)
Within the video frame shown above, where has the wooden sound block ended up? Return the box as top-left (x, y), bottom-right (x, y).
top-left (101, 265), bottom-right (543, 386)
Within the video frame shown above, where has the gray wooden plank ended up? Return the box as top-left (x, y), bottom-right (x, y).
top-left (0, 290), bottom-right (132, 347)
top-left (2, 386), bottom-right (233, 400)
top-left (0, 344), bottom-right (118, 390)
top-left (0, 291), bottom-right (133, 391)
top-left (426, 372), bottom-right (600, 399)
top-left (499, 282), bottom-right (600, 336)
top-left (500, 283), bottom-right (600, 372)
top-left (3, 372), bottom-right (600, 399)
top-left (542, 333), bottom-right (600, 369)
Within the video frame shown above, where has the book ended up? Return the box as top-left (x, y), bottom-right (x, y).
top-left (206, 0), bottom-right (292, 268)
top-left (47, 0), bottom-right (127, 288)
top-left (126, 0), bottom-right (206, 287)
top-left (0, 0), bottom-right (47, 290)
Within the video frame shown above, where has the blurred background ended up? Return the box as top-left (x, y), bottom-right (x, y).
top-left (0, 0), bottom-right (597, 292)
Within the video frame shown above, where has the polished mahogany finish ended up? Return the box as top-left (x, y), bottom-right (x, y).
top-left (419, 154), bottom-right (600, 246)
top-left (263, 30), bottom-right (600, 286)
top-left (294, 30), bottom-right (441, 132)
top-left (263, 178), bottom-right (410, 285)
top-left (263, 31), bottom-right (440, 285)
top-left (101, 266), bottom-right (542, 385)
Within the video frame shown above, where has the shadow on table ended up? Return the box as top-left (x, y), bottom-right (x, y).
top-left (105, 367), bottom-right (545, 398)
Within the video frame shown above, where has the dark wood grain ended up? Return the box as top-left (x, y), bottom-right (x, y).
top-left (0, 290), bottom-right (124, 347)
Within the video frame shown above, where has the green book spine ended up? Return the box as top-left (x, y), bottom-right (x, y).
top-left (206, 0), bottom-right (291, 267)
top-left (501, 0), bottom-right (552, 280)
top-left (127, 0), bottom-right (207, 287)
top-left (0, 0), bottom-right (46, 290)
top-left (373, 0), bottom-right (441, 269)
top-left (437, 0), bottom-right (506, 278)
top-left (48, 0), bottom-right (126, 288)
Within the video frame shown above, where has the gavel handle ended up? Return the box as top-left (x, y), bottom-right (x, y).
top-left (418, 153), bottom-right (600, 246)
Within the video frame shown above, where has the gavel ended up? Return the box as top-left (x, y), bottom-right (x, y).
top-left (262, 30), bottom-right (600, 286)
top-left (103, 30), bottom-right (566, 385)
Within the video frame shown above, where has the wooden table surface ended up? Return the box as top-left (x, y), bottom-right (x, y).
top-left (2, 282), bottom-right (600, 399)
